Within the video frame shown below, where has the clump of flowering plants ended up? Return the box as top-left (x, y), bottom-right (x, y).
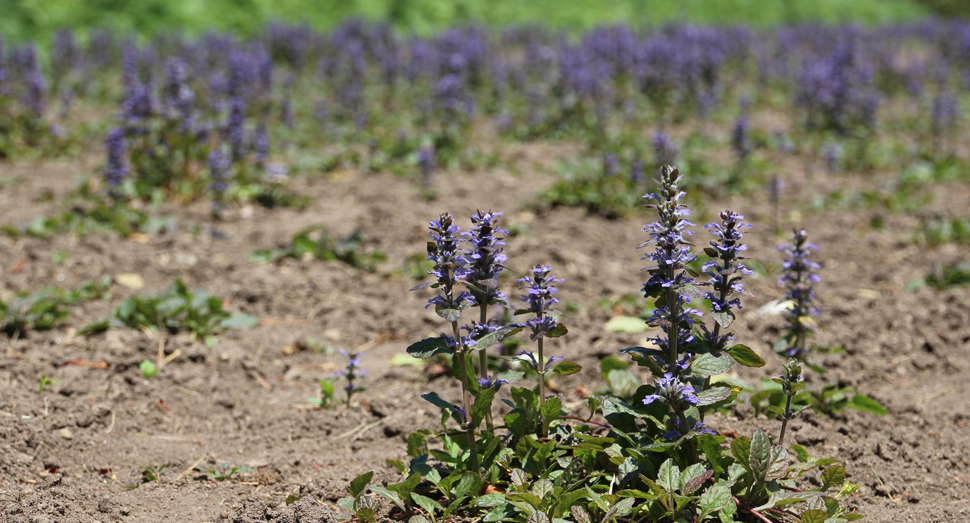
top-left (340, 169), bottom-right (864, 523)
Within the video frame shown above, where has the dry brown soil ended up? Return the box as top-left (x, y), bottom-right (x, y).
top-left (0, 149), bottom-right (968, 522)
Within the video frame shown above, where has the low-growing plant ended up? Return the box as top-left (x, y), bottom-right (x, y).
top-left (336, 349), bottom-right (368, 405)
top-left (251, 225), bottom-right (386, 271)
top-left (127, 464), bottom-right (169, 488)
top-left (341, 166), bottom-right (866, 523)
top-left (0, 276), bottom-right (112, 335)
top-left (80, 279), bottom-right (256, 346)
top-left (194, 462), bottom-right (252, 482)
top-left (140, 359), bottom-right (159, 380)
top-left (924, 261), bottom-right (970, 289)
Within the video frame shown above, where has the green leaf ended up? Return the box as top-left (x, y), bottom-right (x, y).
top-left (606, 369), bottom-right (640, 398)
top-left (697, 485), bottom-right (732, 521)
top-left (599, 357), bottom-right (629, 379)
top-left (726, 344), bottom-right (766, 367)
top-left (411, 492), bottom-right (443, 516)
top-left (531, 478), bottom-right (554, 500)
top-left (78, 319), bottom-right (110, 335)
top-left (387, 459), bottom-right (406, 474)
top-left (472, 494), bottom-right (507, 508)
top-left (838, 483), bottom-right (861, 498)
top-left (421, 392), bottom-right (459, 412)
top-left (800, 509), bottom-right (829, 523)
top-left (820, 465), bottom-right (847, 491)
top-left (526, 511), bottom-right (550, 523)
top-left (474, 326), bottom-right (522, 349)
top-left (765, 446), bottom-right (790, 481)
top-left (508, 492), bottom-right (543, 510)
top-left (711, 309), bottom-right (735, 329)
top-left (285, 494), bottom-right (300, 506)
top-left (603, 497), bottom-right (635, 521)
top-left (753, 490), bottom-right (821, 511)
top-left (570, 505), bottom-right (591, 523)
top-left (389, 354), bottom-right (425, 367)
top-left (407, 337), bottom-right (452, 359)
top-left (695, 386), bottom-right (733, 406)
top-left (748, 430), bottom-right (771, 482)
top-left (140, 359), bottom-right (158, 379)
top-left (604, 316), bottom-right (650, 333)
top-left (657, 459), bottom-right (680, 492)
top-left (546, 323), bottom-right (568, 338)
top-left (219, 312), bottom-right (258, 330)
top-left (437, 308), bottom-right (462, 322)
top-left (470, 387), bottom-right (497, 430)
top-left (847, 394), bottom-right (887, 415)
top-left (690, 353), bottom-right (736, 378)
top-left (553, 361), bottom-right (582, 376)
top-left (731, 437), bottom-right (751, 472)
top-left (369, 485), bottom-right (405, 508)
top-left (350, 471), bottom-right (373, 498)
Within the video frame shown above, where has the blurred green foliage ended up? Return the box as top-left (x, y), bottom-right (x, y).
top-left (0, 0), bottom-right (931, 43)
top-left (915, 0), bottom-right (970, 17)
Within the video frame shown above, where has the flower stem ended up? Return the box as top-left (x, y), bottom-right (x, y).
top-left (478, 306), bottom-right (493, 431)
top-left (537, 337), bottom-right (546, 408)
top-left (778, 393), bottom-right (794, 446)
top-left (452, 321), bottom-right (479, 472)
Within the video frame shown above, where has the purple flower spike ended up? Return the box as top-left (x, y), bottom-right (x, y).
top-left (643, 373), bottom-right (700, 408)
top-left (421, 213), bottom-right (474, 315)
top-left (776, 229), bottom-right (821, 360)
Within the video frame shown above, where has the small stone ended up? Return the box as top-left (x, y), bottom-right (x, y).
top-left (58, 428), bottom-right (74, 440)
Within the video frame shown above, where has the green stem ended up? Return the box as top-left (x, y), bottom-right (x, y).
top-left (537, 336), bottom-right (546, 408)
top-left (778, 393), bottom-right (794, 446)
top-left (452, 321), bottom-right (479, 473)
top-left (478, 305), bottom-right (493, 431)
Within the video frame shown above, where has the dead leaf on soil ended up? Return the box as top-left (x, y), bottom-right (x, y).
top-left (55, 359), bottom-right (109, 369)
top-left (10, 258), bottom-right (26, 274)
top-left (116, 273), bottom-right (144, 289)
top-left (128, 233), bottom-right (149, 244)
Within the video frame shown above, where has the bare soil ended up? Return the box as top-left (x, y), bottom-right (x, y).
top-left (0, 150), bottom-right (968, 522)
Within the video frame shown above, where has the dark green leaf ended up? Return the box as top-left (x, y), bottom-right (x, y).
top-left (552, 361), bottom-right (582, 376)
top-left (748, 430), bottom-right (771, 482)
top-left (407, 337), bottom-right (452, 359)
top-left (820, 465), bottom-right (847, 491)
top-left (421, 392), bottom-right (459, 414)
top-left (546, 323), bottom-right (568, 338)
top-left (471, 387), bottom-right (497, 430)
top-left (726, 344), bottom-right (766, 367)
top-left (350, 471), bottom-right (373, 498)
top-left (731, 437), bottom-right (751, 472)
top-left (411, 492), bottom-right (443, 516)
top-left (800, 509), bottom-right (829, 523)
top-left (286, 494), bottom-right (300, 506)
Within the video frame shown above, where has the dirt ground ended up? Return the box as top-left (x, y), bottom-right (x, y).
top-left (0, 147), bottom-right (968, 522)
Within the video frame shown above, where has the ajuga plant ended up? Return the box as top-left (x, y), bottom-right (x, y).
top-left (773, 229), bottom-right (820, 362)
top-left (342, 168), bottom-right (865, 523)
top-left (335, 349), bottom-right (367, 405)
top-left (760, 230), bottom-right (887, 417)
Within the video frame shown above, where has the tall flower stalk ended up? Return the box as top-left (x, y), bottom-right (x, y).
top-left (516, 265), bottom-right (563, 408)
top-left (420, 213), bottom-right (478, 470)
top-left (642, 165), bottom-right (698, 376)
top-left (776, 229), bottom-right (820, 360)
top-left (464, 210), bottom-right (509, 430)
